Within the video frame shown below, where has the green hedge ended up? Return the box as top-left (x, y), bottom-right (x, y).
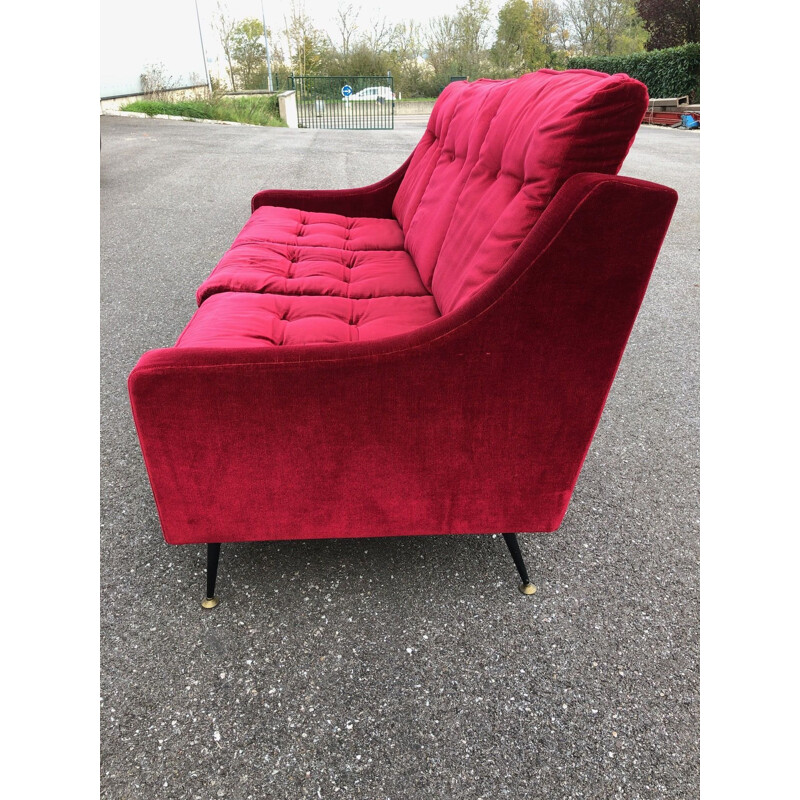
top-left (567, 43), bottom-right (700, 102)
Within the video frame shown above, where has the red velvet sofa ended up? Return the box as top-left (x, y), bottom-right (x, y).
top-left (128, 69), bottom-right (678, 607)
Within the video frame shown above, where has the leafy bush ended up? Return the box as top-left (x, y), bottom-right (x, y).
top-left (121, 95), bottom-right (285, 127)
top-left (218, 94), bottom-right (282, 124)
top-left (567, 42), bottom-right (700, 102)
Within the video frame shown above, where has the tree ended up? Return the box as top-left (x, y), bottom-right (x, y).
top-left (230, 18), bottom-right (268, 89)
top-left (426, 14), bottom-right (458, 78)
top-left (455, 0), bottom-right (493, 76)
top-left (393, 19), bottom-right (425, 64)
top-left (492, 0), bottom-right (565, 74)
top-left (320, 7), bottom-right (432, 95)
top-left (365, 14), bottom-right (397, 53)
top-left (284, 1), bottom-right (329, 74)
top-left (212, 2), bottom-right (238, 91)
top-left (562, 0), bottom-right (646, 56)
top-left (389, 20), bottom-right (430, 96)
top-left (426, 0), bottom-right (493, 85)
top-left (597, 0), bottom-right (648, 54)
top-left (334, 4), bottom-right (360, 57)
top-left (636, 0), bottom-right (700, 50)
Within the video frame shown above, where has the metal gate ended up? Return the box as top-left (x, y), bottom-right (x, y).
top-left (291, 75), bottom-right (395, 130)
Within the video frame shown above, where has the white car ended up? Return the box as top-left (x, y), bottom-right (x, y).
top-left (347, 86), bottom-right (396, 104)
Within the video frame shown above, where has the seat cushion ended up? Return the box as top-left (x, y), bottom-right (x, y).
top-left (392, 69), bottom-right (648, 315)
top-left (196, 242), bottom-right (429, 304)
top-left (231, 206), bottom-right (406, 251)
top-left (176, 291), bottom-right (441, 348)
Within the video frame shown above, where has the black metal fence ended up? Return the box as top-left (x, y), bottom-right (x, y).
top-left (291, 75), bottom-right (395, 130)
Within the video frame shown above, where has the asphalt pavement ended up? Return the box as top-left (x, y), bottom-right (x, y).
top-left (100, 114), bottom-right (699, 799)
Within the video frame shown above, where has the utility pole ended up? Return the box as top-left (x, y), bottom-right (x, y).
top-left (260, 0), bottom-right (274, 92)
top-left (194, 0), bottom-right (213, 96)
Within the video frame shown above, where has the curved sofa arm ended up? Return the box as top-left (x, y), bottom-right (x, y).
top-left (250, 154), bottom-right (412, 218)
top-left (130, 173), bottom-right (677, 546)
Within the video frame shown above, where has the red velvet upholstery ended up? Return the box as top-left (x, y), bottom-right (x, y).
top-left (178, 292), bottom-right (440, 347)
top-left (197, 243), bottom-right (427, 304)
top-left (128, 70), bottom-right (677, 550)
top-left (394, 70), bottom-right (648, 312)
top-left (223, 206), bottom-right (406, 251)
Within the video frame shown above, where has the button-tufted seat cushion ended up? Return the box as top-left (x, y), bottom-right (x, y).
top-left (221, 205), bottom-right (406, 251)
top-left (196, 242), bottom-right (428, 304)
top-left (176, 69), bottom-right (647, 349)
top-left (177, 292), bottom-right (441, 348)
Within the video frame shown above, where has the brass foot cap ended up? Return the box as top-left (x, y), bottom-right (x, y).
top-left (201, 596), bottom-right (220, 609)
top-left (519, 582), bottom-right (537, 596)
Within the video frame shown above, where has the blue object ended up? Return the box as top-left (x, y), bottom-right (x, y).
top-left (342, 84), bottom-right (353, 98)
top-left (681, 114), bottom-right (699, 129)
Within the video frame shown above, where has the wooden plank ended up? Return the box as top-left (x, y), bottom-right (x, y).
top-left (648, 96), bottom-right (689, 108)
top-left (642, 110), bottom-right (700, 126)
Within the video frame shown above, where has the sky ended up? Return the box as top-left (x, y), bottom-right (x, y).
top-left (100, 0), bottom-right (503, 97)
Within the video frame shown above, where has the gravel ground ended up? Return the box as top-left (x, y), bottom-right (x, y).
top-left (100, 115), bottom-right (699, 799)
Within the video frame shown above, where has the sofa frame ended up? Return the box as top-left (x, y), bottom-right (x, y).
top-left (128, 72), bottom-right (678, 607)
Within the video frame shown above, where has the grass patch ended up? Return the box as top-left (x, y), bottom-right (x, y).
top-left (121, 96), bottom-right (286, 127)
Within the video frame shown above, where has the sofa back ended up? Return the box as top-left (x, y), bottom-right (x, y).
top-left (392, 70), bottom-right (648, 315)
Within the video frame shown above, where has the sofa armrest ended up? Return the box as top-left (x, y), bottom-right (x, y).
top-left (250, 154), bottom-right (412, 218)
top-left (130, 173), bottom-right (677, 546)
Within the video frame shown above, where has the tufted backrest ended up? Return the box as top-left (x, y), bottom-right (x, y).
top-left (392, 70), bottom-right (648, 315)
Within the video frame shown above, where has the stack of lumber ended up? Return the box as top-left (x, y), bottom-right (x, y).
top-left (643, 96), bottom-right (700, 127)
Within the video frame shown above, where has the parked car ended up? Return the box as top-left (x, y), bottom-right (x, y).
top-left (347, 86), bottom-right (396, 104)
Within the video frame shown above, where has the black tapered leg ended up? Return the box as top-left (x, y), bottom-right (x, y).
top-left (502, 533), bottom-right (537, 595)
top-left (202, 543), bottom-right (221, 609)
